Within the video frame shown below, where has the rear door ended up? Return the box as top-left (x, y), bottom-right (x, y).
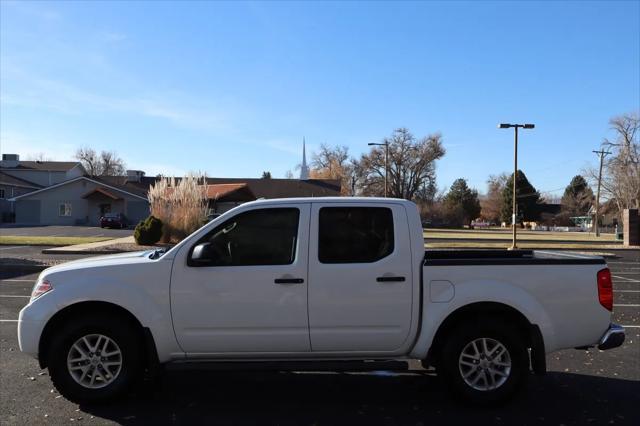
top-left (308, 202), bottom-right (414, 352)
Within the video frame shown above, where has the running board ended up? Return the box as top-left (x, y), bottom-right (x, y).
top-left (166, 360), bottom-right (411, 372)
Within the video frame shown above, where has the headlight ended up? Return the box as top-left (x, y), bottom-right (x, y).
top-left (30, 279), bottom-right (53, 302)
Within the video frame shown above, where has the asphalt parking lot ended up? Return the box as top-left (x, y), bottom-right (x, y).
top-left (1, 251), bottom-right (638, 425)
top-left (0, 225), bottom-right (132, 238)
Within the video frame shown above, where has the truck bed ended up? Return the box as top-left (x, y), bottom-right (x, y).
top-left (423, 249), bottom-right (606, 266)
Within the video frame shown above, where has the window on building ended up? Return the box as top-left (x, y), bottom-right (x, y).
top-left (59, 202), bottom-right (72, 217)
top-left (191, 208), bottom-right (300, 266)
top-left (318, 207), bottom-right (394, 263)
top-left (0, 189), bottom-right (5, 199)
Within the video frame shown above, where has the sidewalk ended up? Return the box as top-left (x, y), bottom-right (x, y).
top-left (41, 236), bottom-right (136, 254)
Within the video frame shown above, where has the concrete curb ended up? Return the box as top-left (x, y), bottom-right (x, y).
top-left (41, 236), bottom-right (135, 255)
top-left (0, 264), bottom-right (48, 273)
top-left (41, 248), bottom-right (125, 255)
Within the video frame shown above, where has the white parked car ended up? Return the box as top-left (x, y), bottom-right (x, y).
top-left (18, 198), bottom-right (624, 405)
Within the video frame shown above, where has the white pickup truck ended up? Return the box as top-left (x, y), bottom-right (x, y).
top-left (18, 197), bottom-right (624, 405)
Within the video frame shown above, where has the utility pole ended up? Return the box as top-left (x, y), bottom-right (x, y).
top-left (592, 149), bottom-right (610, 237)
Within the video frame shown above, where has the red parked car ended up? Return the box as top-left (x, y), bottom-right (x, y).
top-left (100, 212), bottom-right (127, 229)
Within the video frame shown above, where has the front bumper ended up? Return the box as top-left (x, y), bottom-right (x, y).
top-left (597, 323), bottom-right (625, 350)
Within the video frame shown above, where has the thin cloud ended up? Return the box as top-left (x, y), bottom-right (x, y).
top-left (265, 139), bottom-right (314, 157)
top-left (2, 1), bottom-right (61, 22)
top-left (0, 131), bottom-right (77, 161)
top-left (1, 65), bottom-right (230, 131)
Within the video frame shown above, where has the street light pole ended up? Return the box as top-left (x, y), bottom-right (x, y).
top-left (499, 123), bottom-right (535, 250)
top-left (512, 126), bottom-right (518, 249)
top-left (592, 149), bottom-right (610, 237)
top-left (368, 142), bottom-right (389, 197)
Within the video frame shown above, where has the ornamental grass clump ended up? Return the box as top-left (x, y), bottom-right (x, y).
top-left (148, 173), bottom-right (209, 243)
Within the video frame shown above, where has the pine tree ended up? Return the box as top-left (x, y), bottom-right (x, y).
top-left (500, 170), bottom-right (541, 223)
top-left (443, 178), bottom-right (481, 226)
top-left (561, 175), bottom-right (593, 216)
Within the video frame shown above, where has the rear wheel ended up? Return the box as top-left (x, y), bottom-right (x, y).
top-left (439, 320), bottom-right (528, 405)
top-left (47, 315), bottom-right (143, 404)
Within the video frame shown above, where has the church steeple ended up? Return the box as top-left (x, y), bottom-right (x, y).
top-left (300, 137), bottom-right (310, 180)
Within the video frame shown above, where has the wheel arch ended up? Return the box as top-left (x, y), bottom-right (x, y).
top-left (38, 301), bottom-right (159, 371)
top-left (425, 301), bottom-right (546, 374)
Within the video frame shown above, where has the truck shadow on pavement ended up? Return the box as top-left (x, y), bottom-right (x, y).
top-left (81, 370), bottom-right (640, 425)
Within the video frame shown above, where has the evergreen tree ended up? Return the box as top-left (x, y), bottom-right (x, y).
top-left (443, 178), bottom-right (481, 226)
top-left (561, 175), bottom-right (593, 216)
top-left (500, 170), bottom-right (541, 223)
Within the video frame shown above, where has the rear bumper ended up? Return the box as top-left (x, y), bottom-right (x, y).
top-left (597, 323), bottom-right (625, 350)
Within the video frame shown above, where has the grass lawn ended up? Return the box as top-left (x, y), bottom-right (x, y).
top-left (0, 236), bottom-right (113, 246)
top-left (425, 241), bottom-right (624, 250)
top-left (424, 228), bottom-right (617, 242)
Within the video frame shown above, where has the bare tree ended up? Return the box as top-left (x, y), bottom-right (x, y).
top-left (75, 147), bottom-right (126, 176)
top-left (75, 147), bottom-right (101, 176)
top-left (26, 152), bottom-right (52, 161)
top-left (310, 144), bottom-right (354, 195)
top-left (585, 112), bottom-right (639, 215)
top-left (358, 128), bottom-right (445, 200)
top-left (480, 173), bottom-right (508, 222)
top-left (100, 151), bottom-right (126, 176)
top-left (284, 170), bottom-right (294, 179)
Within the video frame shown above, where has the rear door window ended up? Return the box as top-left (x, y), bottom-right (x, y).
top-left (318, 207), bottom-right (394, 263)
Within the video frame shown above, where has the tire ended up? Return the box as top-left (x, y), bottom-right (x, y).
top-left (439, 319), bottom-right (529, 405)
top-left (46, 314), bottom-right (143, 404)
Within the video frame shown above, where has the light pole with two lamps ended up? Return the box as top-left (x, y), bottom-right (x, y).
top-left (498, 123), bottom-right (535, 250)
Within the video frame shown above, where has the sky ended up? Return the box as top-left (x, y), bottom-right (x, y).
top-left (1, 0), bottom-right (639, 196)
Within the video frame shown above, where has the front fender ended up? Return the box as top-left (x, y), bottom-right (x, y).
top-left (25, 260), bottom-right (181, 363)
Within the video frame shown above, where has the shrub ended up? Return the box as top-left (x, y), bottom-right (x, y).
top-left (134, 215), bottom-right (163, 245)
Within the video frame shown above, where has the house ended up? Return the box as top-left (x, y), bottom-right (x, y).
top-left (10, 176), bottom-right (150, 226)
top-left (4, 142), bottom-right (342, 225)
top-left (205, 183), bottom-right (256, 214)
top-left (1, 154), bottom-right (86, 222)
top-left (0, 171), bottom-right (43, 222)
top-left (0, 154), bottom-right (85, 187)
top-left (205, 177), bottom-right (341, 200)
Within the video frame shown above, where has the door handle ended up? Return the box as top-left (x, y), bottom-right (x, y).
top-left (376, 276), bottom-right (406, 282)
top-left (274, 278), bottom-right (304, 284)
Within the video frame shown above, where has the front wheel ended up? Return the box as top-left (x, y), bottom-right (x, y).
top-left (47, 315), bottom-right (143, 404)
top-left (439, 320), bottom-right (529, 405)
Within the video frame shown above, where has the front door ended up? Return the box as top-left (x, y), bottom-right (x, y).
top-left (170, 204), bottom-right (311, 354)
top-left (307, 203), bottom-right (414, 352)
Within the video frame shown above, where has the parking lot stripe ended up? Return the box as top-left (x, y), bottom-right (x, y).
top-left (615, 290), bottom-right (640, 293)
top-left (622, 325), bottom-right (640, 328)
top-left (613, 304), bottom-right (640, 307)
top-left (0, 279), bottom-right (35, 283)
top-left (0, 320), bottom-right (18, 322)
top-left (0, 295), bottom-right (30, 298)
top-left (613, 275), bottom-right (640, 283)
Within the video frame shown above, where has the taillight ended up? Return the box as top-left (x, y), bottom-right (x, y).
top-left (597, 268), bottom-right (613, 311)
top-left (31, 279), bottom-right (52, 302)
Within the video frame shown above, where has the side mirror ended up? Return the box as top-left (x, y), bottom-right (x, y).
top-left (191, 242), bottom-right (213, 264)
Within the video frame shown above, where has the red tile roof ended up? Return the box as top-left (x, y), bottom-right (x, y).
top-left (205, 183), bottom-right (254, 200)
